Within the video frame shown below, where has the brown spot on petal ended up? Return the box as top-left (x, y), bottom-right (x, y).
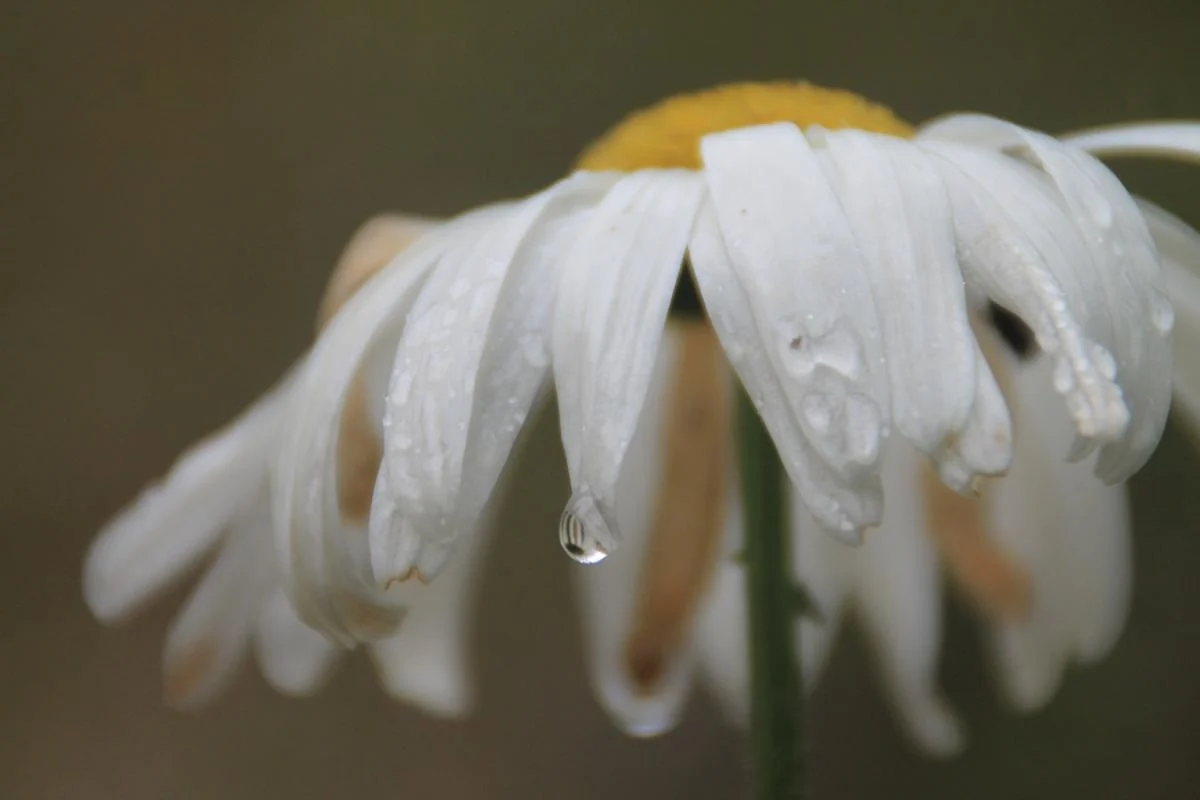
top-left (336, 373), bottom-right (382, 526)
top-left (163, 640), bottom-right (218, 705)
top-left (343, 594), bottom-right (406, 639)
top-left (384, 567), bottom-right (429, 589)
top-left (317, 215), bottom-right (437, 330)
top-left (623, 321), bottom-right (729, 695)
top-left (319, 215), bottom-right (438, 527)
top-left (923, 468), bottom-right (1032, 621)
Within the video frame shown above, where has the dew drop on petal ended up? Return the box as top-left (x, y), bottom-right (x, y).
top-left (1091, 344), bottom-right (1118, 381)
top-left (1151, 294), bottom-right (1175, 335)
top-left (1052, 357), bottom-right (1076, 395)
top-left (558, 490), bottom-right (617, 564)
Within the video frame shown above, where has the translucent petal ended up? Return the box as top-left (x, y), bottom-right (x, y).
top-left (161, 496), bottom-right (277, 708)
top-left (842, 441), bottom-right (964, 756)
top-left (85, 372), bottom-right (292, 622)
top-left (367, 503), bottom-right (494, 718)
top-left (1139, 200), bottom-right (1200, 431)
top-left (553, 170), bottom-right (703, 559)
top-left (986, 348), bottom-right (1131, 709)
top-left (254, 589), bottom-right (341, 696)
top-left (273, 212), bottom-right (494, 643)
top-left (573, 327), bottom-right (696, 736)
top-left (1062, 122), bottom-right (1200, 164)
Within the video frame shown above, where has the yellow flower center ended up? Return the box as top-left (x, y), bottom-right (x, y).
top-left (576, 81), bottom-right (913, 172)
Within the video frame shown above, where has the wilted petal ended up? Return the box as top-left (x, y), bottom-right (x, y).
top-left (85, 372), bottom-right (292, 623)
top-left (923, 115), bottom-right (1171, 481)
top-left (274, 212), bottom-right (495, 643)
top-left (254, 589), bottom-right (341, 696)
top-left (819, 130), bottom-right (981, 487)
top-left (371, 174), bottom-right (616, 583)
top-left (161, 496), bottom-right (277, 708)
top-left (554, 170), bottom-right (703, 561)
top-left (1062, 122), bottom-right (1200, 163)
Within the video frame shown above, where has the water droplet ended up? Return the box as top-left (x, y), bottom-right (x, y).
top-left (1083, 193), bottom-right (1113, 231)
top-left (1151, 295), bottom-right (1175, 334)
top-left (1091, 344), bottom-right (1117, 381)
top-left (801, 392), bottom-right (834, 434)
top-left (1052, 357), bottom-right (1075, 394)
top-left (843, 393), bottom-right (882, 466)
top-left (520, 333), bottom-right (548, 368)
top-left (558, 490), bottom-right (617, 564)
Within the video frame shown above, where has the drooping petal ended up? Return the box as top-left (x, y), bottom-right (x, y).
top-left (318, 214), bottom-right (440, 328)
top-left (925, 145), bottom-right (1132, 458)
top-left (985, 346), bottom-right (1132, 710)
top-left (254, 589), bottom-right (341, 696)
top-left (573, 326), bottom-right (697, 736)
top-left (695, 459), bottom-right (853, 726)
top-left (85, 372), bottom-right (292, 623)
top-left (372, 173), bottom-right (617, 583)
top-left (818, 130), bottom-right (984, 489)
top-left (922, 116), bottom-right (1172, 481)
top-left (553, 170), bottom-right (703, 562)
top-left (688, 201), bottom-right (882, 543)
top-left (274, 211), bottom-right (496, 643)
top-left (367, 502), bottom-right (495, 718)
top-left (1062, 122), bottom-right (1200, 164)
top-left (845, 441), bottom-right (964, 757)
top-left (1137, 199), bottom-right (1200, 431)
top-left (161, 495), bottom-right (277, 708)
top-left (696, 122), bottom-right (889, 540)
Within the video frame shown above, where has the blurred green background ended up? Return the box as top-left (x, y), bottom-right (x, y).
top-left (3, 1), bottom-right (1200, 797)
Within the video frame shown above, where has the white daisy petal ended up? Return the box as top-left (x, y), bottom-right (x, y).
top-left (254, 589), bottom-right (341, 696)
top-left (926, 145), bottom-right (1130, 457)
top-left (85, 373), bottom-right (292, 623)
top-left (688, 200), bottom-right (881, 542)
top-left (848, 442), bottom-right (964, 757)
top-left (1062, 122), bottom-right (1200, 163)
top-left (936, 342), bottom-right (1014, 488)
top-left (693, 558), bottom-right (749, 721)
top-left (697, 123), bottom-right (889, 539)
top-left (696, 463), bottom-right (854, 726)
top-left (274, 212), bottom-right (495, 643)
top-left (574, 328), bottom-right (696, 736)
top-left (373, 173), bottom-right (617, 583)
top-left (985, 348), bottom-right (1131, 707)
top-left (367, 509), bottom-right (492, 717)
top-left (1138, 200), bottom-right (1200, 429)
top-left (161, 496), bottom-right (277, 709)
top-left (923, 116), bottom-right (1172, 482)
top-left (554, 170), bottom-right (703, 561)
top-left (819, 130), bottom-right (980, 487)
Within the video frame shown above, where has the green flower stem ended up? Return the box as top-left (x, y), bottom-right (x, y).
top-left (738, 391), bottom-right (805, 800)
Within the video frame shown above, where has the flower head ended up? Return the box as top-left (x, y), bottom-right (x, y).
top-left (84, 82), bottom-right (1200, 751)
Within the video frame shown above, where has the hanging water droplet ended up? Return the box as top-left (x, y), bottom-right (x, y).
top-left (1151, 294), bottom-right (1175, 334)
top-left (558, 490), bottom-right (617, 564)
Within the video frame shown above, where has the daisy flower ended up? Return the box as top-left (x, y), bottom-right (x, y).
top-left (84, 83), bottom-right (1200, 752)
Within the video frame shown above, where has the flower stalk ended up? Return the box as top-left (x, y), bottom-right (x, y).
top-left (738, 391), bottom-right (806, 800)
